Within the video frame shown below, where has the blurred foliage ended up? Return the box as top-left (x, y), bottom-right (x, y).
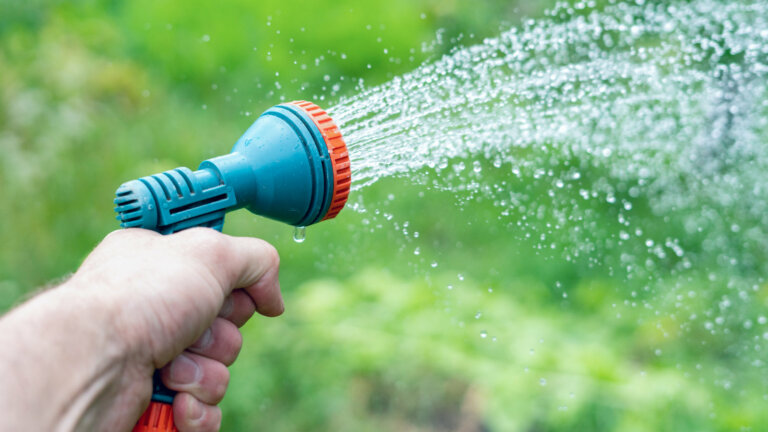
top-left (1, 0), bottom-right (767, 431)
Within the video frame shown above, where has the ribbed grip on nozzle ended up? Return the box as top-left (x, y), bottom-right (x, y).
top-left (288, 101), bottom-right (351, 220)
top-left (133, 401), bottom-right (177, 432)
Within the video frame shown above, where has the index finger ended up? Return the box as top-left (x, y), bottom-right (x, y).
top-left (172, 229), bottom-right (283, 316)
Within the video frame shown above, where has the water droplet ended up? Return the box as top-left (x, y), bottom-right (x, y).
top-left (480, 330), bottom-right (488, 338)
top-left (293, 226), bottom-right (306, 243)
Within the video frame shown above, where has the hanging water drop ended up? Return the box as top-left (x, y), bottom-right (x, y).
top-left (293, 226), bottom-right (306, 243)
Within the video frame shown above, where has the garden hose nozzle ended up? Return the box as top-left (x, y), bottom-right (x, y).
top-left (115, 100), bottom-right (350, 432)
top-left (115, 100), bottom-right (351, 234)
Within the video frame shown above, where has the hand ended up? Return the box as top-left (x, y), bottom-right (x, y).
top-left (0, 228), bottom-right (283, 432)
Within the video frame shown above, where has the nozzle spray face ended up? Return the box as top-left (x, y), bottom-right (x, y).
top-left (114, 101), bottom-right (351, 234)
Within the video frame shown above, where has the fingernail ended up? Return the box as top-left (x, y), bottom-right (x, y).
top-left (170, 354), bottom-right (201, 385)
top-left (187, 397), bottom-right (205, 422)
top-left (191, 328), bottom-right (213, 350)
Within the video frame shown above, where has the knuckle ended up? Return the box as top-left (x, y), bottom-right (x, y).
top-left (210, 319), bottom-right (242, 364)
top-left (209, 406), bottom-right (223, 431)
top-left (104, 228), bottom-right (156, 243)
top-left (176, 228), bottom-right (231, 261)
top-left (198, 405), bottom-right (222, 432)
top-left (232, 326), bottom-right (243, 348)
top-left (103, 229), bottom-right (126, 242)
top-left (178, 227), bottom-right (224, 247)
top-left (102, 229), bottom-right (134, 245)
top-left (227, 328), bottom-right (243, 364)
top-left (175, 394), bottom-right (217, 432)
top-left (211, 366), bottom-right (230, 401)
top-left (259, 240), bottom-right (280, 269)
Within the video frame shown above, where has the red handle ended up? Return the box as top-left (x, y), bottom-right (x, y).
top-left (133, 401), bottom-right (178, 432)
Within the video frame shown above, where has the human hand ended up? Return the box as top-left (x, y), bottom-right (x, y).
top-left (0, 228), bottom-right (282, 432)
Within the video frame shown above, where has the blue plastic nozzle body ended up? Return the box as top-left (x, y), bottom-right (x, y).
top-left (114, 101), bottom-right (350, 234)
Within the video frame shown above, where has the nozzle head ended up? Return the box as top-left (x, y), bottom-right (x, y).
top-left (286, 101), bottom-right (351, 221)
top-left (226, 100), bottom-right (350, 226)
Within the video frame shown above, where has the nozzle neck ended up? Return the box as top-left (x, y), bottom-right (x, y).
top-left (199, 152), bottom-right (257, 209)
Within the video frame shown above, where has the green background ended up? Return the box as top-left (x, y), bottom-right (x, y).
top-left (1, 1), bottom-right (766, 430)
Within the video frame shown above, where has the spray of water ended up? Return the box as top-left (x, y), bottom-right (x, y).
top-left (332, 0), bottom-right (768, 193)
top-left (329, 0), bottom-right (768, 265)
top-left (327, 0), bottom-right (768, 368)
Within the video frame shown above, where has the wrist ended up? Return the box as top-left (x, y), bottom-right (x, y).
top-left (0, 281), bottom-right (131, 431)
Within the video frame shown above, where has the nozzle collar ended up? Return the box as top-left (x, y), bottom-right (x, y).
top-left (287, 101), bottom-right (351, 221)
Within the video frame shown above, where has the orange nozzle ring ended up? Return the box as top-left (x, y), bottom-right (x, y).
top-left (133, 401), bottom-right (178, 432)
top-left (288, 100), bottom-right (351, 221)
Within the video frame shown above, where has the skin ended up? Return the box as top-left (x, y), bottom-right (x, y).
top-left (0, 228), bottom-right (284, 432)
